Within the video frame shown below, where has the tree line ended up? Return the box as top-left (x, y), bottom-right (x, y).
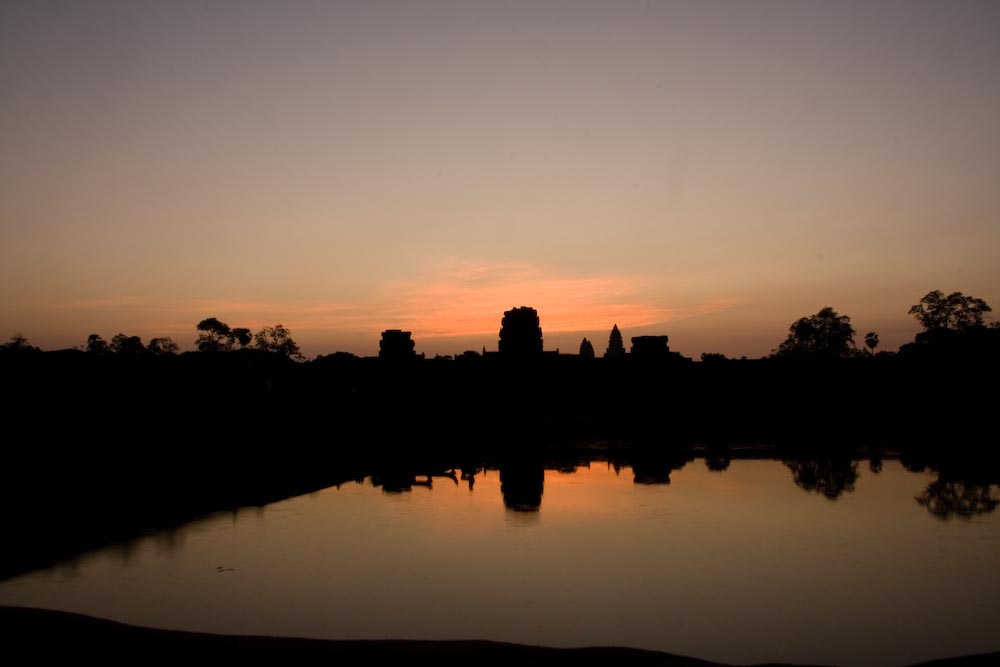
top-left (765, 290), bottom-right (994, 360)
top-left (0, 318), bottom-right (303, 359)
top-left (192, 318), bottom-right (301, 358)
top-left (2, 289), bottom-right (995, 360)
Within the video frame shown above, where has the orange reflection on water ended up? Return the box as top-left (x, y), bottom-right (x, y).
top-left (0, 460), bottom-right (997, 667)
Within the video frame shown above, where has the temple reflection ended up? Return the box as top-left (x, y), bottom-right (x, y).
top-left (8, 448), bottom-right (999, 582)
top-left (500, 461), bottom-right (544, 512)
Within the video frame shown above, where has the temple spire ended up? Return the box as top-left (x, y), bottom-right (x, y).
top-left (605, 324), bottom-right (625, 358)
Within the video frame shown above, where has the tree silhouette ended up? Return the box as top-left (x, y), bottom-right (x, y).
top-left (604, 324), bottom-right (625, 358)
top-left (109, 333), bottom-right (145, 355)
top-left (579, 338), bottom-right (595, 359)
top-left (148, 337), bottom-right (180, 356)
top-left (1, 333), bottom-right (37, 351)
top-left (86, 334), bottom-right (108, 354)
top-left (196, 318), bottom-right (233, 352)
top-left (254, 324), bottom-right (302, 359)
top-left (909, 291), bottom-right (992, 331)
top-left (231, 328), bottom-right (252, 349)
top-left (773, 307), bottom-right (856, 358)
top-left (864, 332), bottom-right (879, 356)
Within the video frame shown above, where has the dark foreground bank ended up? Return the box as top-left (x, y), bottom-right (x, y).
top-left (1, 607), bottom-right (996, 667)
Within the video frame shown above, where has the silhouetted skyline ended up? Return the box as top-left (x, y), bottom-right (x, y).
top-left (3, 288), bottom-right (994, 360)
top-left (1, 3), bottom-right (998, 358)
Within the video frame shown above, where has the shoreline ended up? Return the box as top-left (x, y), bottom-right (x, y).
top-left (1, 607), bottom-right (996, 667)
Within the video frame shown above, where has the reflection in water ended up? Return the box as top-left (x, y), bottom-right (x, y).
top-left (631, 451), bottom-right (693, 485)
top-left (917, 481), bottom-right (1000, 520)
top-left (705, 455), bottom-right (730, 472)
top-left (154, 527), bottom-right (185, 556)
top-left (371, 465), bottom-right (419, 493)
top-left (371, 468), bottom-right (461, 493)
top-left (784, 458), bottom-right (860, 500)
top-left (631, 465), bottom-right (671, 485)
top-left (500, 462), bottom-right (544, 512)
top-left (901, 454), bottom-right (1000, 520)
top-left (1, 459), bottom-right (999, 667)
top-left (460, 467), bottom-right (479, 491)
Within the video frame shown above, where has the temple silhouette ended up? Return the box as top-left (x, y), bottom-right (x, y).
top-left (605, 324), bottom-right (625, 358)
top-left (498, 306), bottom-right (543, 356)
top-left (379, 329), bottom-right (419, 361)
top-left (370, 309), bottom-right (683, 367)
top-left (630, 335), bottom-right (670, 359)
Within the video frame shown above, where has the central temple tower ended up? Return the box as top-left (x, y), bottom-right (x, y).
top-left (499, 306), bottom-right (543, 356)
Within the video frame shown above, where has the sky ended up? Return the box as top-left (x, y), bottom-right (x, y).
top-left (2, 1), bottom-right (998, 358)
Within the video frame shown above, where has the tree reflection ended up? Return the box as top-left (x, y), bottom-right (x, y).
top-left (784, 458), bottom-right (859, 500)
top-left (916, 480), bottom-right (999, 520)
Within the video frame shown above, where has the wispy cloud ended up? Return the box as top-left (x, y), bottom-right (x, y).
top-left (43, 259), bottom-right (741, 346)
top-left (377, 258), bottom-right (675, 337)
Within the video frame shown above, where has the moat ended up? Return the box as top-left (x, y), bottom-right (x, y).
top-left (2, 457), bottom-right (998, 667)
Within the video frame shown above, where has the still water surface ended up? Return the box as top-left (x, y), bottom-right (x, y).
top-left (2, 459), bottom-right (998, 666)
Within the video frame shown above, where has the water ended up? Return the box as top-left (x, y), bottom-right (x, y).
top-left (2, 459), bottom-right (998, 666)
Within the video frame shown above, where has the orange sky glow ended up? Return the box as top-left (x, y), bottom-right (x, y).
top-left (2, 2), bottom-right (998, 357)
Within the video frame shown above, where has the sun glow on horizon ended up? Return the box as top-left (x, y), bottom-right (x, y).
top-left (34, 258), bottom-right (742, 354)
